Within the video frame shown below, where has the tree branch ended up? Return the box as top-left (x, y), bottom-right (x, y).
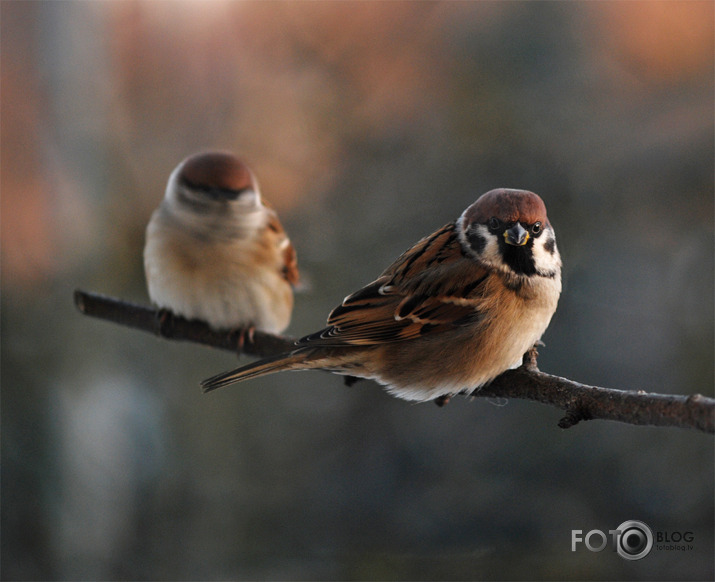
top-left (73, 289), bottom-right (714, 434)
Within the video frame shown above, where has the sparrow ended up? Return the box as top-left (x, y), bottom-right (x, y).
top-left (143, 151), bottom-right (299, 337)
top-left (201, 188), bottom-right (561, 403)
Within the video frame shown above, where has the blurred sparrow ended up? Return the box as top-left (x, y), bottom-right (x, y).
top-left (201, 188), bottom-right (561, 403)
top-left (144, 151), bottom-right (299, 338)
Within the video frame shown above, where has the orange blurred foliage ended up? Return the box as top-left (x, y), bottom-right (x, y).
top-left (597, 1), bottom-right (713, 83)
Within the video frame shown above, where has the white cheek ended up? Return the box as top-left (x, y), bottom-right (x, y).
top-left (481, 230), bottom-right (503, 265)
top-left (468, 224), bottom-right (503, 267)
top-left (532, 230), bottom-right (561, 274)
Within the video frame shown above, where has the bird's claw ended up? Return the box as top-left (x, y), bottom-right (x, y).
top-left (231, 326), bottom-right (256, 356)
top-left (434, 395), bottom-right (451, 407)
top-left (155, 308), bottom-right (175, 338)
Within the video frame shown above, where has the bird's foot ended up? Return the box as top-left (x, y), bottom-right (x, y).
top-left (434, 395), bottom-right (451, 407)
top-left (230, 326), bottom-right (256, 357)
top-left (522, 344), bottom-right (541, 371)
top-left (155, 308), bottom-right (176, 338)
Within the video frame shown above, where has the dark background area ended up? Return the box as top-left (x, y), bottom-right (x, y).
top-left (2, 1), bottom-right (713, 580)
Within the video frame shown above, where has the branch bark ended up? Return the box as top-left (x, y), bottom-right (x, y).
top-left (73, 289), bottom-right (714, 434)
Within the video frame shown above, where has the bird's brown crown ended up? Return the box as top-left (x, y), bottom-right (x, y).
top-left (179, 152), bottom-right (254, 192)
top-left (464, 189), bottom-right (549, 226)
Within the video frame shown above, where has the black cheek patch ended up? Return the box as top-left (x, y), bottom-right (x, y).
top-left (466, 228), bottom-right (487, 255)
top-left (543, 236), bottom-right (556, 255)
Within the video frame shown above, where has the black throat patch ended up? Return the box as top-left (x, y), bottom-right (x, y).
top-left (499, 238), bottom-right (537, 276)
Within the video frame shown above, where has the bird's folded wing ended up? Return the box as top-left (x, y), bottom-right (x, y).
top-left (298, 224), bottom-right (489, 347)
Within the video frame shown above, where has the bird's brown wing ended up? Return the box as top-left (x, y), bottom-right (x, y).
top-left (265, 210), bottom-right (300, 286)
top-left (298, 223), bottom-right (489, 347)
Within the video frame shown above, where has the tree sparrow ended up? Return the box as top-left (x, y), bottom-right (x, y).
top-left (201, 189), bottom-right (561, 403)
top-left (144, 152), bottom-right (299, 336)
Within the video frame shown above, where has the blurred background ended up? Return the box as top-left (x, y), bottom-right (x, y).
top-left (2, 1), bottom-right (713, 580)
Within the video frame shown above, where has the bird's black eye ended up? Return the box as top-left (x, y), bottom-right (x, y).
top-left (488, 217), bottom-right (501, 232)
top-left (531, 222), bottom-right (542, 235)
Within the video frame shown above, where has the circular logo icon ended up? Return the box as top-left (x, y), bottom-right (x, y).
top-left (616, 520), bottom-right (653, 560)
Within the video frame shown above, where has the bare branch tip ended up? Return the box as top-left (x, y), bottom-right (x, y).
top-left (557, 416), bottom-right (575, 430)
top-left (73, 289), bottom-right (87, 313)
top-left (557, 397), bottom-right (594, 429)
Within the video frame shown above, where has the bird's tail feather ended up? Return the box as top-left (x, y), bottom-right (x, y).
top-left (201, 352), bottom-right (304, 393)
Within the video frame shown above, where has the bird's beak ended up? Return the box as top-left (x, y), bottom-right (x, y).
top-left (504, 223), bottom-right (529, 246)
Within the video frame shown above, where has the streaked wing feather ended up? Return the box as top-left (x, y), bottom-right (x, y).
top-left (266, 211), bottom-right (300, 286)
top-left (297, 223), bottom-right (489, 348)
top-left (281, 242), bottom-right (299, 286)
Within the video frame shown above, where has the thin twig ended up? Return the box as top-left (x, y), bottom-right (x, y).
top-left (73, 289), bottom-right (295, 356)
top-left (73, 289), bottom-right (714, 434)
